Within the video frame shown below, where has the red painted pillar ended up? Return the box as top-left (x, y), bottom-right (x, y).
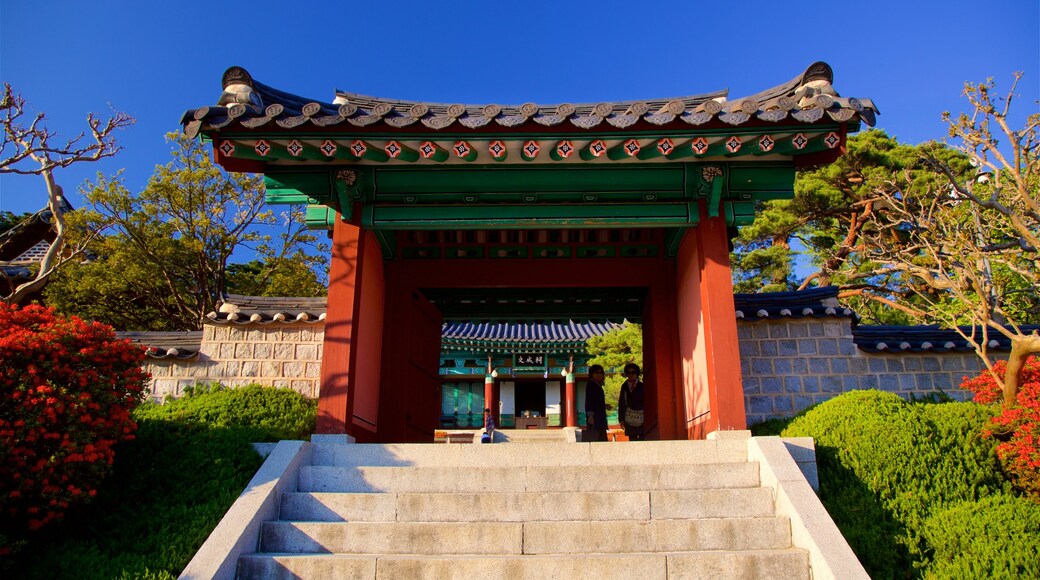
top-left (696, 209), bottom-right (747, 433)
top-left (644, 270), bottom-right (682, 440)
top-left (484, 373), bottom-right (494, 421)
top-left (564, 370), bottom-right (576, 427)
top-left (316, 218), bottom-right (361, 434)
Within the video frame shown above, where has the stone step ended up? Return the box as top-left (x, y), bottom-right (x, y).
top-left (280, 487), bottom-right (776, 522)
top-left (238, 550), bottom-right (809, 580)
top-left (259, 518), bottom-right (792, 555)
top-left (310, 439), bottom-right (747, 468)
top-left (297, 462), bottom-right (760, 493)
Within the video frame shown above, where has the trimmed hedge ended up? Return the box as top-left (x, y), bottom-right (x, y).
top-left (134, 383), bottom-right (316, 441)
top-left (779, 390), bottom-right (1036, 579)
top-left (923, 495), bottom-right (1040, 579)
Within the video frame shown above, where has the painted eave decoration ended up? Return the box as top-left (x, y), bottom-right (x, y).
top-left (181, 61), bottom-right (878, 170)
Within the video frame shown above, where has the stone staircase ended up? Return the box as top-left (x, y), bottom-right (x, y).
top-left (234, 438), bottom-right (812, 579)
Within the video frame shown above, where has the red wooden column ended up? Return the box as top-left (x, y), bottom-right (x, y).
top-left (697, 212), bottom-right (746, 432)
top-left (675, 204), bottom-right (746, 438)
top-left (316, 221), bottom-right (386, 437)
top-left (484, 372), bottom-right (494, 421)
top-left (564, 368), bottom-right (576, 427)
top-left (316, 218), bottom-right (362, 434)
top-left (643, 267), bottom-right (683, 440)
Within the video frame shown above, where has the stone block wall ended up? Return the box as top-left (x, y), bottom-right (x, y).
top-left (739, 317), bottom-right (985, 425)
top-left (140, 316), bottom-right (989, 426)
top-left (143, 323), bottom-right (325, 401)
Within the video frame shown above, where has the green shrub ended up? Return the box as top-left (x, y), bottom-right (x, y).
top-left (923, 495), bottom-right (1040, 579)
top-left (134, 383), bottom-right (316, 440)
top-left (781, 390), bottom-right (1006, 578)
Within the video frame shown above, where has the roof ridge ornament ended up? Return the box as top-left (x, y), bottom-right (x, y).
top-left (802, 61), bottom-right (833, 85)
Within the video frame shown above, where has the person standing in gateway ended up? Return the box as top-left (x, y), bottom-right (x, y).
top-left (618, 362), bottom-right (645, 441)
top-left (584, 365), bottom-right (608, 442)
top-left (482, 408), bottom-right (495, 443)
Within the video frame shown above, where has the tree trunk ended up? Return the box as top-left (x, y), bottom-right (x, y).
top-left (1003, 334), bottom-right (1040, 407)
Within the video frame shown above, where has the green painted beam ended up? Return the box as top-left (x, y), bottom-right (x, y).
top-left (726, 165), bottom-right (795, 201)
top-left (364, 203), bottom-right (698, 229)
top-left (724, 201), bottom-right (757, 226)
top-left (373, 166), bottom-right (685, 194)
top-left (371, 190), bottom-right (687, 205)
top-left (708, 171), bottom-right (725, 218)
top-left (265, 171), bottom-right (334, 205)
top-left (304, 204), bottom-right (336, 229)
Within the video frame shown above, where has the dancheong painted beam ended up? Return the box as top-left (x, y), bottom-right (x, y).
top-left (181, 61), bottom-right (877, 235)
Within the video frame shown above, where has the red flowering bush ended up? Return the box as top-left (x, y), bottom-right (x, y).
top-left (962, 358), bottom-right (1040, 499)
top-left (0, 303), bottom-right (148, 540)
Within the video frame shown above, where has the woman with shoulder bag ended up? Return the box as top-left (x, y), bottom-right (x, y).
top-left (617, 363), bottom-right (645, 441)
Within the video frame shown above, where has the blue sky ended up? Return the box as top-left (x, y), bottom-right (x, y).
top-left (2, 0), bottom-right (1037, 220)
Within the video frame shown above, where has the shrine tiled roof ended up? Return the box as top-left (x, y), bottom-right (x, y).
top-left (205, 294), bottom-right (328, 325)
top-left (117, 331), bottom-right (203, 360)
top-left (441, 320), bottom-right (622, 352)
top-left (733, 286), bottom-right (856, 321)
top-left (182, 61), bottom-right (877, 138)
top-left (853, 325), bottom-right (1040, 353)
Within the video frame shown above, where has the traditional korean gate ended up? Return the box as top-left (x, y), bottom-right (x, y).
top-left (181, 61), bottom-right (877, 440)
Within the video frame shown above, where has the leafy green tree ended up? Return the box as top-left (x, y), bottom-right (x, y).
top-left (45, 133), bottom-right (327, 331)
top-left (226, 259), bottom-right (326, 298)
top-left (732, 130), bottom-right (968, 324)
top-left (585, 321), bottom-right (642, 407)
top-left (0, 211), bottom-right (32, 234)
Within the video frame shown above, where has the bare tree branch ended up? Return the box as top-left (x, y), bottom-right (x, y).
top-left (0, 84), bottom-right (133, 304)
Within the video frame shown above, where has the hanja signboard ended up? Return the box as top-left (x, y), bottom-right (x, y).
top-left (513, 353), bottom-right (545, 368)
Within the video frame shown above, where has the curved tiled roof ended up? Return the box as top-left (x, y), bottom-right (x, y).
top-left (441, 320), bottom-right (622, 352)
top-left (206, 294), bottom-right (328, 325)
top-left (117, 331), bottom-right (203, 360)
top-left (182, 61), bottom-right (877, 137)
top-left (853, 325), bottom-right (1040, 353)
top-left (733, 286), bottom-right (856, 321)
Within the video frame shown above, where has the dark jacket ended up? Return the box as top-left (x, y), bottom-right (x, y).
top-left (618, 380), bottom-right (645, 436)
top-left (584, 379), bottom-right (608, 431)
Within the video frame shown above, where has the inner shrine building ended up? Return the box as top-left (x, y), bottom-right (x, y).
top-left (181, 62), bottom-right (877, 442)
